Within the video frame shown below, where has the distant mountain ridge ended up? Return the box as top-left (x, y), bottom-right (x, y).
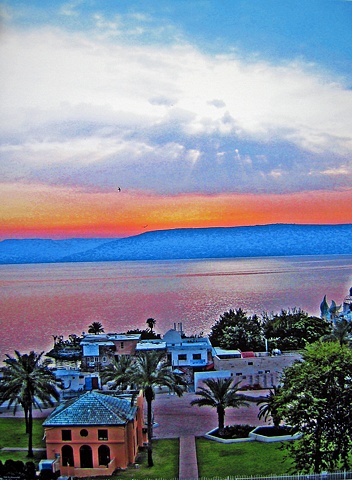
top-left (0, 224), bottom-right (351, 265)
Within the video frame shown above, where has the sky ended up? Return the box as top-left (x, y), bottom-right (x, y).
top-left (0, 0), bottom-right (352, 239)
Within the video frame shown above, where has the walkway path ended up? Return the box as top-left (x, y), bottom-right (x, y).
top-left (179, 435), bottom-right (198, 480)
top-left (153, 390), bottom-right (268, 480)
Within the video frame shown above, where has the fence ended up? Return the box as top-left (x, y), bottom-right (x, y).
top-left (199, 472), bottom-right (352, 480)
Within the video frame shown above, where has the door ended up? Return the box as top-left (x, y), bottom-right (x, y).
top-left (80, 445), bottom-right (93, 468)
top-left (62, 445), bottom-right (74, 467)
top-left (98, 445), bottom-right (110, 466)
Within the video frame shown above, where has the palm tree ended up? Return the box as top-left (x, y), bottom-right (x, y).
top-left (191, 377), bottom-right (249, 436)
top-left (0, 351), bottom-right (60, 457)
top-left (257, 385), bottom-right (282, 427)
top-left (128, 351), bottom-right (185, 467)
top-left (100, 355), bottom-right (132, 390)
top-left (87, 321), bottom-right (104, 335)
top-left (146, 318), bottom-right (156, 333)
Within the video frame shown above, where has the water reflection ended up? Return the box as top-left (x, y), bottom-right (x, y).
top-left (0, 255), bottom-right (351, 357)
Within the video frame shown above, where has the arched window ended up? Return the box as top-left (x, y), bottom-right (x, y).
top-left (98, 445), bottom-right (110, 466)
top-left (62, 445), bottom-right (74, 467)
top-left (80, 445), bottom-right (93, 468)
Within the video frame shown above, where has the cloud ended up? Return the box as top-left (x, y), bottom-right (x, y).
top-left (0, 4), bottom-right (12, 22)
top-left (321, 166), bottom-right (350, 176)
top-left (149, 95), bottom-right (177, 106)
top-left (0, 22), bottom-right (352, 196)
top-left (59, 1), bottom-right (84, 17)
top-left (208, 99), bottom-right (226, 108)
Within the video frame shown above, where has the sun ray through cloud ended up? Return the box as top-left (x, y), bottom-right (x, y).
top-left (0, 0), bottom-right (351, 238)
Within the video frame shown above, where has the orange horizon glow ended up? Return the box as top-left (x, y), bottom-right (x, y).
top-left (1, 182), bottom-right (351, 239)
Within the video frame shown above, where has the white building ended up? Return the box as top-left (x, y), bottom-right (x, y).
top-left (163, 329), bottom-right (214, 371)
top-left (135, 339), bottom-right (166, 353)
top-left (342, 287), bottom-right (352, 321)
top-left (53, 368), bottom-right (101, 396)
top-left (212, 348), bottom-right (302, 389)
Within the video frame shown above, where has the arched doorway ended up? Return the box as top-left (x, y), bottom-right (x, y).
top-left (62, 445), bottom-right (74, 467)
top-left (80, 445), bottom-right (93, 468)
top-left (98, 445), bottom-right (110, 466)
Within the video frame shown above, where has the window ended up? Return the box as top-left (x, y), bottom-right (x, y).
top-left (80, 429), bottom-right (89, 437)
top-left (62, 430), bottom-right (72, 441)
top-left (192, 353), bottom-right (201, 360)
top-left (258, 370), bottom-right (263, 374)
top-left (102, 356), bottom-right (107, 363)
top-left (178, 354), bottom-right (187, 361)
top-left (120, 342), bottom-right (124, 349)
top-left (248, 362), bottom-right (253, 365)
top-left (98, 429), bottom-right (108, 440)
top-left (236, 373), bottom-right (242, 376)
top-left (265, 370), bottom-right (271, 374)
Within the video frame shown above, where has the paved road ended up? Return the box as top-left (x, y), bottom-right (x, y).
top-left (152, 390), bottom-right (268, 439)
top-left (0, 390), bottom-right (268, 433)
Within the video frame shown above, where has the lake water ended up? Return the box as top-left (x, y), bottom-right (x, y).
top-left (1, 255), bottom-right (351, 360)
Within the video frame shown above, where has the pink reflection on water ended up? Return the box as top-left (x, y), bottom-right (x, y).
top-left (0, 256), bottom-right (351, 359)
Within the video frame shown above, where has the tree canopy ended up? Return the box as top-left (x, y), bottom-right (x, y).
top-left (103, 351), bottom-right (185, 467)
top-left (257, 385), bottom-right (282, 428)
top-left (46, 333), bottom-right (82, 362)
top-left (131, 351), bottom-right (185, 467)
top-left (0, 351), bottom-right (60, 457)
top-left (146, 317), bottom-right (156, 333)
top-left (262, 308), bottom-right (332, 350)
top-left (191, 377), bottom-right (248, 436)
top-left (209, 307), bottom-right (334, 352)
top-left (209, 308), bottom-right (264, 351)
top-left (126, 328), bottom-right (161, 340)
top-left (87, 321), bottom-right (104, 335)
top-left (100, 355), bottom-right (132, 390)
top-left (274, 341), bottom-right (352, 473)
top-left (321, 317), bottom-right (352, 347)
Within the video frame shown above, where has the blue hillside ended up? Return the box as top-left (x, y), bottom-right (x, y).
top-left (0, 224), bottom-right (351, 264)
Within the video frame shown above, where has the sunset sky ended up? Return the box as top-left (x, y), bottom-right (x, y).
top-left (1, 0), bottom-right (352, 239)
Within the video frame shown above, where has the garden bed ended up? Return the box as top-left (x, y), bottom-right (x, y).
top-left (249, 426), bottom-right (302, 443)
top-left (205, 424), bottom-right (255, 443)
top-left (205, 424), bottom-right (302, 444)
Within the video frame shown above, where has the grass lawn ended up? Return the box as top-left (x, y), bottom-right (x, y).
top-left (196, 438), bottom-right (294, 478)
top-left (85, 439), bottom-right (179, 480)
top-left (0, 418), bottom-right (178, 478)
top-left (0, 418), bottom-right (298, 478)
top-left (0, 417), bottom-right (46, 464)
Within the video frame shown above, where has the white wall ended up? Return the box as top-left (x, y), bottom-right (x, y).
top-left (170, 347), bottom-right (208, 367)
top-left (194, 370), bottom-right (232, 391)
